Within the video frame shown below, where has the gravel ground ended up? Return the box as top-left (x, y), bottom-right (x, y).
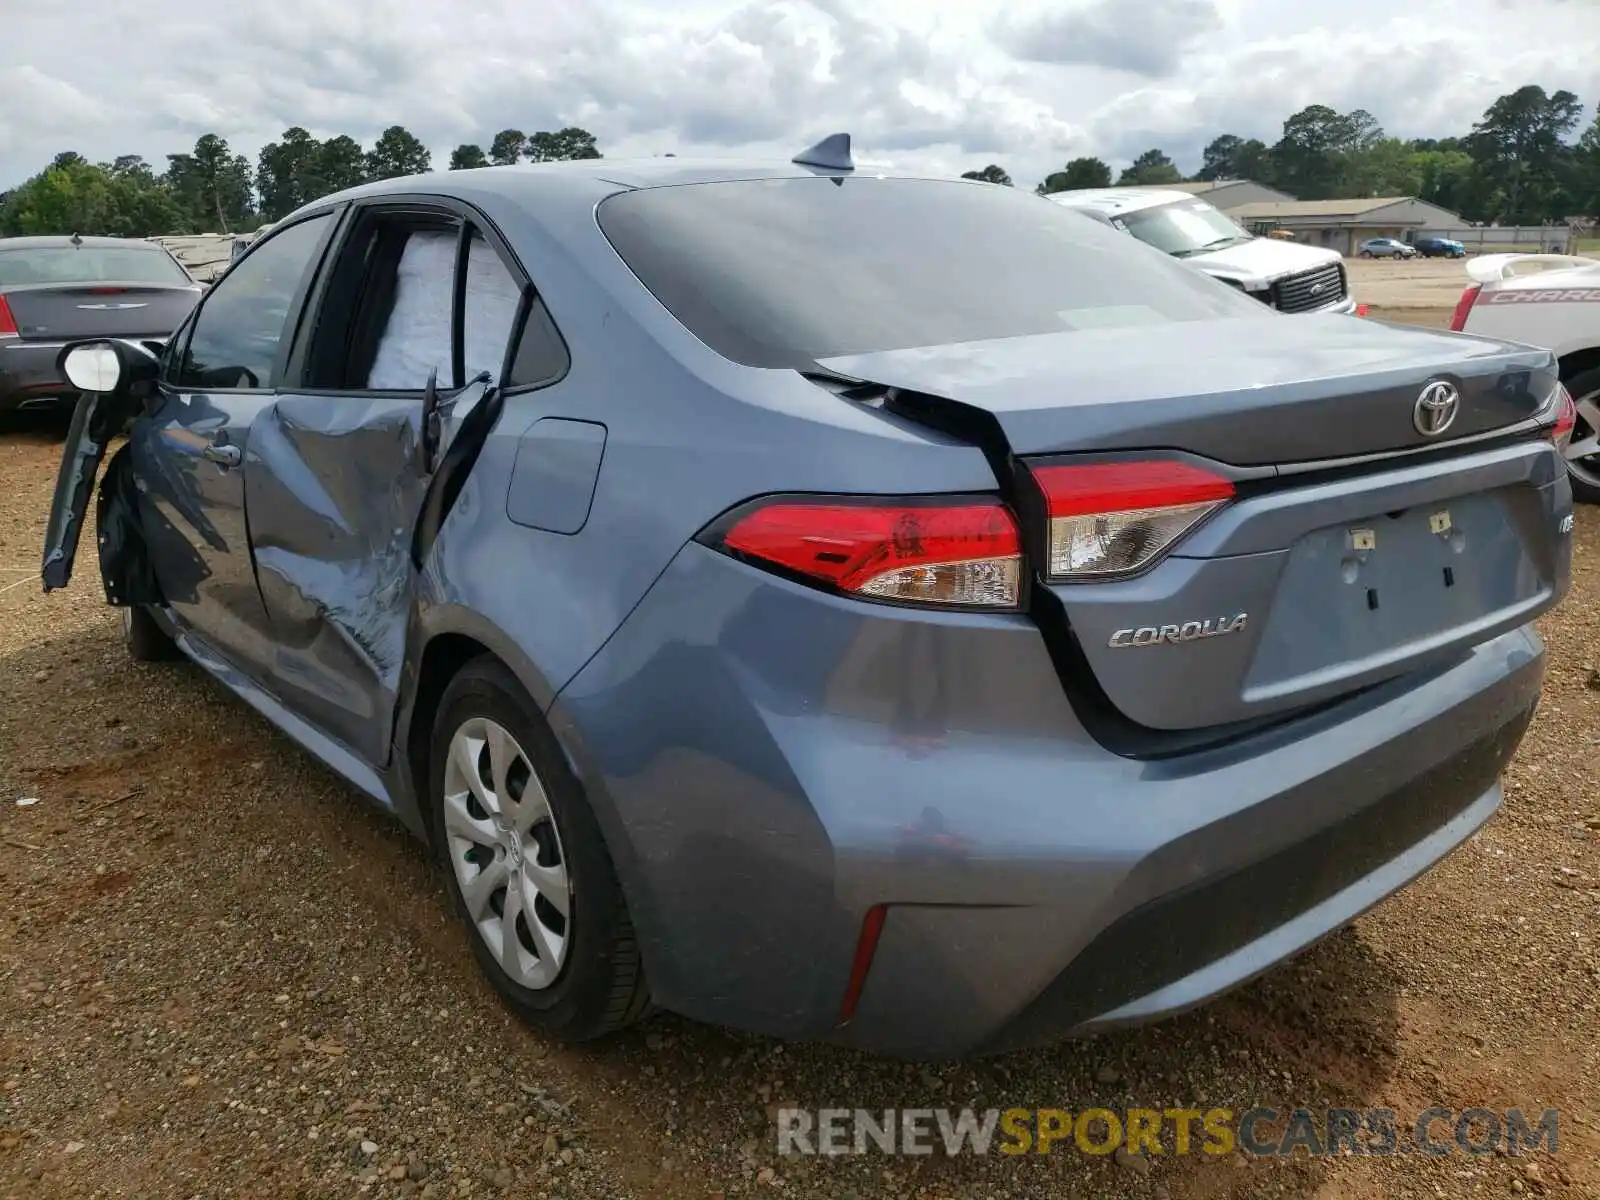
top-left (1345, 256), bottom-right (1481, 312)
top-left (1, 333), bottom-right (1597, 1199)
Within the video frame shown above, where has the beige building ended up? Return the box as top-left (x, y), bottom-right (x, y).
top-left (1226, 197), bottom-right (1466, 255)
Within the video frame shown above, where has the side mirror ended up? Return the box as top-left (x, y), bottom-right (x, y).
top-left (57, 338), bottom-right (161, 396)
top-left (61, 342), bottom-right (123, 392)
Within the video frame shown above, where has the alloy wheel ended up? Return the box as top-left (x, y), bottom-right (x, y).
top-left (442, 716), bottom-right (572, 990)
top-left (1563, 388), bottom-right (1600, 493)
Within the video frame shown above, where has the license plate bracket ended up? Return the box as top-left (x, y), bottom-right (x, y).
top-left (1245, 489), bottom-right (1545, 690)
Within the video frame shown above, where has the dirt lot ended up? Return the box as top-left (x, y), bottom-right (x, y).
top-left (1346, 255), bottom-right (1478, 328)
top-left (2, 325), bottom-right (1599, 1198)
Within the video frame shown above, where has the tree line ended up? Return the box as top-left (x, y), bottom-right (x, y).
top-left (3, 83), bottom-right (1597, 238)
top-left (0, 125), bottom-right (601, 237)
top-left (967, 85), bottom-right (1599, 226)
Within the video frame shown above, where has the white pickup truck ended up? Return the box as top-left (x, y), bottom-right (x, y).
top-left (1451, 252), bottom-right (1600, 500)
top-left (1047, 187), bottom-right (1358, 315)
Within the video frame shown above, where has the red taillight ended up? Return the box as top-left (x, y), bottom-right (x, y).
top-left (1354, 302), bottom-right (1370, 317)
top-left (1449, 284), bottom-right (1482, 331)
top-left (0, 296), bottom-right (17, 338)
top-left (1549, 384), bottom-right (1577, 454)
top-left (1032, 460), bottom-right (1235, 580)
top-left (837, 905), bottom-right (887, 1025)
top-left (718, 498), bottom-right (1023, 608)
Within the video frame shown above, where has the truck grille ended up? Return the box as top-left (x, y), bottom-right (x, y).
top-left (1272, 263), bottom-right (1346, 313)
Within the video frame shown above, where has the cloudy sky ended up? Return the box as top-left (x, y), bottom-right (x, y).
top-left (2, 0), bottom-right (1598, 191)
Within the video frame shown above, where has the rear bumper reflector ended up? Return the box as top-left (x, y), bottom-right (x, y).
top-left (837, 904), bottom-right (888, 1025)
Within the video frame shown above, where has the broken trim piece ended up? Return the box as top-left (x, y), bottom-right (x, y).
top-left (41, 391), bottom-right (132, 592)
top-left (413, 378), bottom-right (505, 569)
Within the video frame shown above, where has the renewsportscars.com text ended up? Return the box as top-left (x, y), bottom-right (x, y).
top-left (776, 1106), bottom-right (1559, 1158)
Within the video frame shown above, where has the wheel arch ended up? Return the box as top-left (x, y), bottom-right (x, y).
top-left (398, 618), bottom-right (663, 997)
top-left (397, 614), bottom-right (630, 871)
top-left (1558, 345), bottom-right (1600, 386)
top-left (401, 615), bottom-right (566, 840)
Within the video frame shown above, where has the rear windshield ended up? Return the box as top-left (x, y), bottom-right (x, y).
top-left (597, 177), bottom-right (1267, 369)
top-left (0, 245), bottom-right (192, 287)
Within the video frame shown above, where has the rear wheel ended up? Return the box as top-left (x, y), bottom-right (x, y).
top-left (1562, 366), bottom-right (1600, 504)
top-left (120, 605), bottom-right (178, 662)
top-left (430, 657), bottom-right (650, 1041)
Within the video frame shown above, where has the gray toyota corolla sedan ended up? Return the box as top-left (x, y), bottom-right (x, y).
top-left (40, 136), bottom-right (1573, 1058)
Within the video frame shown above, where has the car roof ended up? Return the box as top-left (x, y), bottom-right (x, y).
top-left (1045, 187), bottom-right (1198, 216)
top-left (0, 235), bottom-right (167, 251)
top-left (280, 156), bottom-right (987, 227)
top-left (319, 156), bottom-right (935, 200)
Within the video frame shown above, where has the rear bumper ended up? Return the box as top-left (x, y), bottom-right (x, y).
top-left (0, 339), bottom-right (72, 411)
top-left (554, 544), bottom-right (1545, 1059)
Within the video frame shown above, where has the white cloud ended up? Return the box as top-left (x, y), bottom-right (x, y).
top-left (994, 0), bottom-right (1224, 78)
top-left (0, 0), bottom-right (1596, 193)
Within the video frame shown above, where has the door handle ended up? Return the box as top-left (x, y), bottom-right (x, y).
top-left (202, 442), bottom-right (242, 467)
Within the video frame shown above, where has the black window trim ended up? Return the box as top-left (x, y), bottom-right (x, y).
top-left (161, 205), bottom-right (345, 396)
top-left (279, 192), bottom-right (571, 401)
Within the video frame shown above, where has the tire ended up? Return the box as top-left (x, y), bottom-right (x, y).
top-left (120, 604), bottom-right (179, 662)
top-left (430, 656), bottom-right (650, 1041)
top-left (1560, 365), bottom-right (1600, 504)
top-left (1360, 250), bottom-right (1374, 258)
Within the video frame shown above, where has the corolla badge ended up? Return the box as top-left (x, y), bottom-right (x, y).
top-left (1108, 613), bottom-right (1249, 649)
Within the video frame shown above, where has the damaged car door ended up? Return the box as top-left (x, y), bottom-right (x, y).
top-left (242, 204), bottom-right (520, 766)
top-left (38, 213), bottom-right (337, 684)
top-left (130, 212), bottom-right (338, 678)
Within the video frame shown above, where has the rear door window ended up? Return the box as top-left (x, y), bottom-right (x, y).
top-left (367, 227), bottom-right (457, 390)
top-left (301, 208), bottom-right (566, 394)
top-left (460, 231), bottom-right (522, 382)
top-left (598, 177), bottom-right (1266, 369)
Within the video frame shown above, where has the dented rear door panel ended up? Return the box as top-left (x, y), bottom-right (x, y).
top-left (242, 383), bottom-right (491, 766)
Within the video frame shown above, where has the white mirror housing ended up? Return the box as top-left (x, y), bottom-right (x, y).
top-left (62, 342), bottom-right (123, 393)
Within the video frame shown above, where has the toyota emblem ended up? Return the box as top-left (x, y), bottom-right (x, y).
top-left (1413, 380), bottom-right (1460, 437)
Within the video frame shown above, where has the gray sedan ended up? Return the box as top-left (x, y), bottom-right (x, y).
top-left (38, 138), bottom-right (1571, 1057)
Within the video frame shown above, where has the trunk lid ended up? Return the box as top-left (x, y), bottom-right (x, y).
top-left (818, 316), bottom-right (1570, 735)
top-left (3, 283), bottom-right (201, 341)
top-left (1043, 440), bottom-right (1566, 731)
top-left (814, 315), bottom-right (1554, 464)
